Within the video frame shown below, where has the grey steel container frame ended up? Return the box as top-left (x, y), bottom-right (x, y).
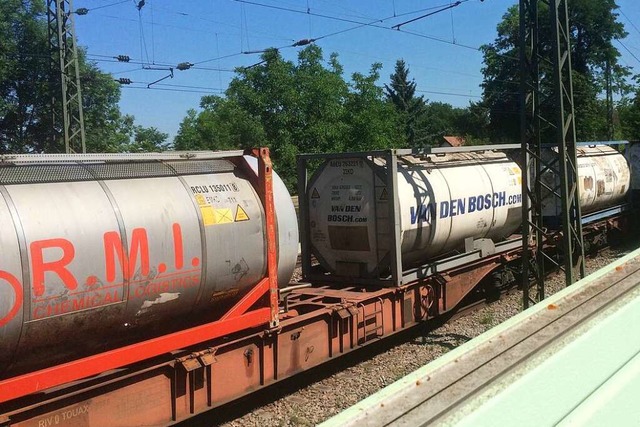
top-left (297, 144), bottom-right (521, 287)
top-left (0, 150), bottom-right (246, 164)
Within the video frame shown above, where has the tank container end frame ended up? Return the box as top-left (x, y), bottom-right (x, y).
top-left (297, 145), bottom-right (522, 288)
top-left (0, 147), bottom-right (280, 405)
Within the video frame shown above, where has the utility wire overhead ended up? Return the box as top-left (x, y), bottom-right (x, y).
top-left (192, 1), bottom-right (481, 65)
top-left (93, 57), bottom-right (234, 73)
top-left (121, 85), bottom-right (223, 94)
top-left (619, 9), bottom-right (640, 38)
top-left (416, 89), bottom-right (481, 98)
top-left (617, 40), bottom-right (640, 65)
top-left (233, 0), bottom-right (484, 52)
top-left (392, 1), bottom-right (466, 30)
top-left (74, 0), bottom-right (129, 15)
top-left (89, 13), bottom-right (294, 43)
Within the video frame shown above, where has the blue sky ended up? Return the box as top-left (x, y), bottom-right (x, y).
top-left (73, 0), bottom-right (640, 142)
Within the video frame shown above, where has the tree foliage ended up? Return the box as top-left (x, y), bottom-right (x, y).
top-left (0, 0), bottom-right (166, 153)
top-left (480, 0), bottom-right (630, 143)
top-left (384, 60), bottom-right (426, 146)
top-left (175, 45), bottom-right (403, 190)
top-left (618, 78), bottom-right (640, 140)
top-left (0, 0), bottom-right (52, 152)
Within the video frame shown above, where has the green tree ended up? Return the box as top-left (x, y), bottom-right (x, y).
top-left (456, 101), bottom-right (491, 144)
top-left (123, 126), bottom-right (169, 152)
top-left (0, 0), bottom-right (52, 152)
top-left (225, 46), bottom-right (350, 187)
top-left (346, 63), bottom-right (403, 151)
top-left (384, 60), bottom-right (426, 146)
top-left (175, 45), bottom-right (402, 191)
top-left (481, 1), bottom-right (629, 142)
top-left (618, 78), bottom-right (640, 140)
top-left (174, 96), bottom-right (265, 151)
top-left (419, 102), bottom-right (462, 145)
top-left (0, 0), bottom-right (166, 153)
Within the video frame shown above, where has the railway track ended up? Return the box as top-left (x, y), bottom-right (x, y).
top-left (181, 242), bottom-right (635, 427)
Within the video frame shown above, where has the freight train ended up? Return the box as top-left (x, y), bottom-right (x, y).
top-left (0, 143), bottom-right (635, 426)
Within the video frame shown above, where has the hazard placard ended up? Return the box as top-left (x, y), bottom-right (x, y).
top-left (235, 205), bottom-right (250, 222)
top-left (213, 208), bottom-right (233, 224)
top-left (200, 205), bottom-right (216, 226)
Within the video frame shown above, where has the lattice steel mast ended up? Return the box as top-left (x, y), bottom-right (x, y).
top-left (520, 0), bottom-right (585, 308)
top-left (48, 0), bottom-right (86, 153)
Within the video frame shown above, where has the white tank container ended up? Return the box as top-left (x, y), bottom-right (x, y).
top-left (542, 145), bottom-right (629, 217)
top-left (307, 152), bottom-right (523, 277)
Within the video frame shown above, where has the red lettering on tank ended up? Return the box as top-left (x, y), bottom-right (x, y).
top-left (129, 273), bottom-right (201, 299)
top-left (72, 297), bottom-right (85, 311)
top-left (103, 228), bottom-right (150, 282)
top-left (103, 289), bottom-right (118, 303)
top-left (172, 223), bottom-right (184, 270)
top-left (30, 238), bottom-right (78, 297)
top-left (0, 271), bottom-right (23, 327)
top-left (33, 289), bottom-right (123, 319)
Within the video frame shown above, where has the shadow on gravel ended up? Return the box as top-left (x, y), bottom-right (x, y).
top-left (413, 332), bottom-right (472, 349)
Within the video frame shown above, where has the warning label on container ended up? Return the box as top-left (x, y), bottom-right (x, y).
top-left (235, 205), bottom-right (249, 222)
top-left (195, 194), bottom-right (235, 226)
top-left (311, 188), bottom-right (320, 199)
top-left (213, 208), bottom-right (233, 224)
top-left (200, 205), bottom-right (216, 226)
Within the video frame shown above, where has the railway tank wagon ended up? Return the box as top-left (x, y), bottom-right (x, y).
top-left (1, 144), bottom-right (636, 427)
top-left (0, 151), bottom-right (298, 378)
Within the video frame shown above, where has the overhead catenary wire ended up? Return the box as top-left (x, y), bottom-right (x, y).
top-left (79, 0), bottom-right (505, 87)
top-left (617, 40), bottom-right (640, 66)
top-left (120, 85), bottom-right (224, 94)
top-left (233, 0), bottom-right (463, 28)
top-left (85, 53), bottom-right (237, 72)
top-left (65, 1), bottom-right (635, 112)
top-left (75, 0), bottom-right (130, 13)
top-left (191, 1), bottom-right (483, 66)
top-left (619, 9), bottom-right (640, 38)
top-left (89, 12), bottom-right (295, 44)
top-left (233, 0), bottom-right (486, 54)
top-left (392, 1), bottom-right (466, 30)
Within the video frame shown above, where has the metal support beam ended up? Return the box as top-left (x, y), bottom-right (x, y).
top-left (47, 0), bottom-right (86, 154)
top-left (550, 0), bottom-right (585, 285)
top-left (520, 0), bottom-right (585, 308)
top-left (520, 0), bottom-right (545, 308)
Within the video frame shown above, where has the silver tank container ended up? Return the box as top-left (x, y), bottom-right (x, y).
top-left (0, 152), bottom-right (298, 377)
top-left (307, 151), bottom-right (523, 278)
